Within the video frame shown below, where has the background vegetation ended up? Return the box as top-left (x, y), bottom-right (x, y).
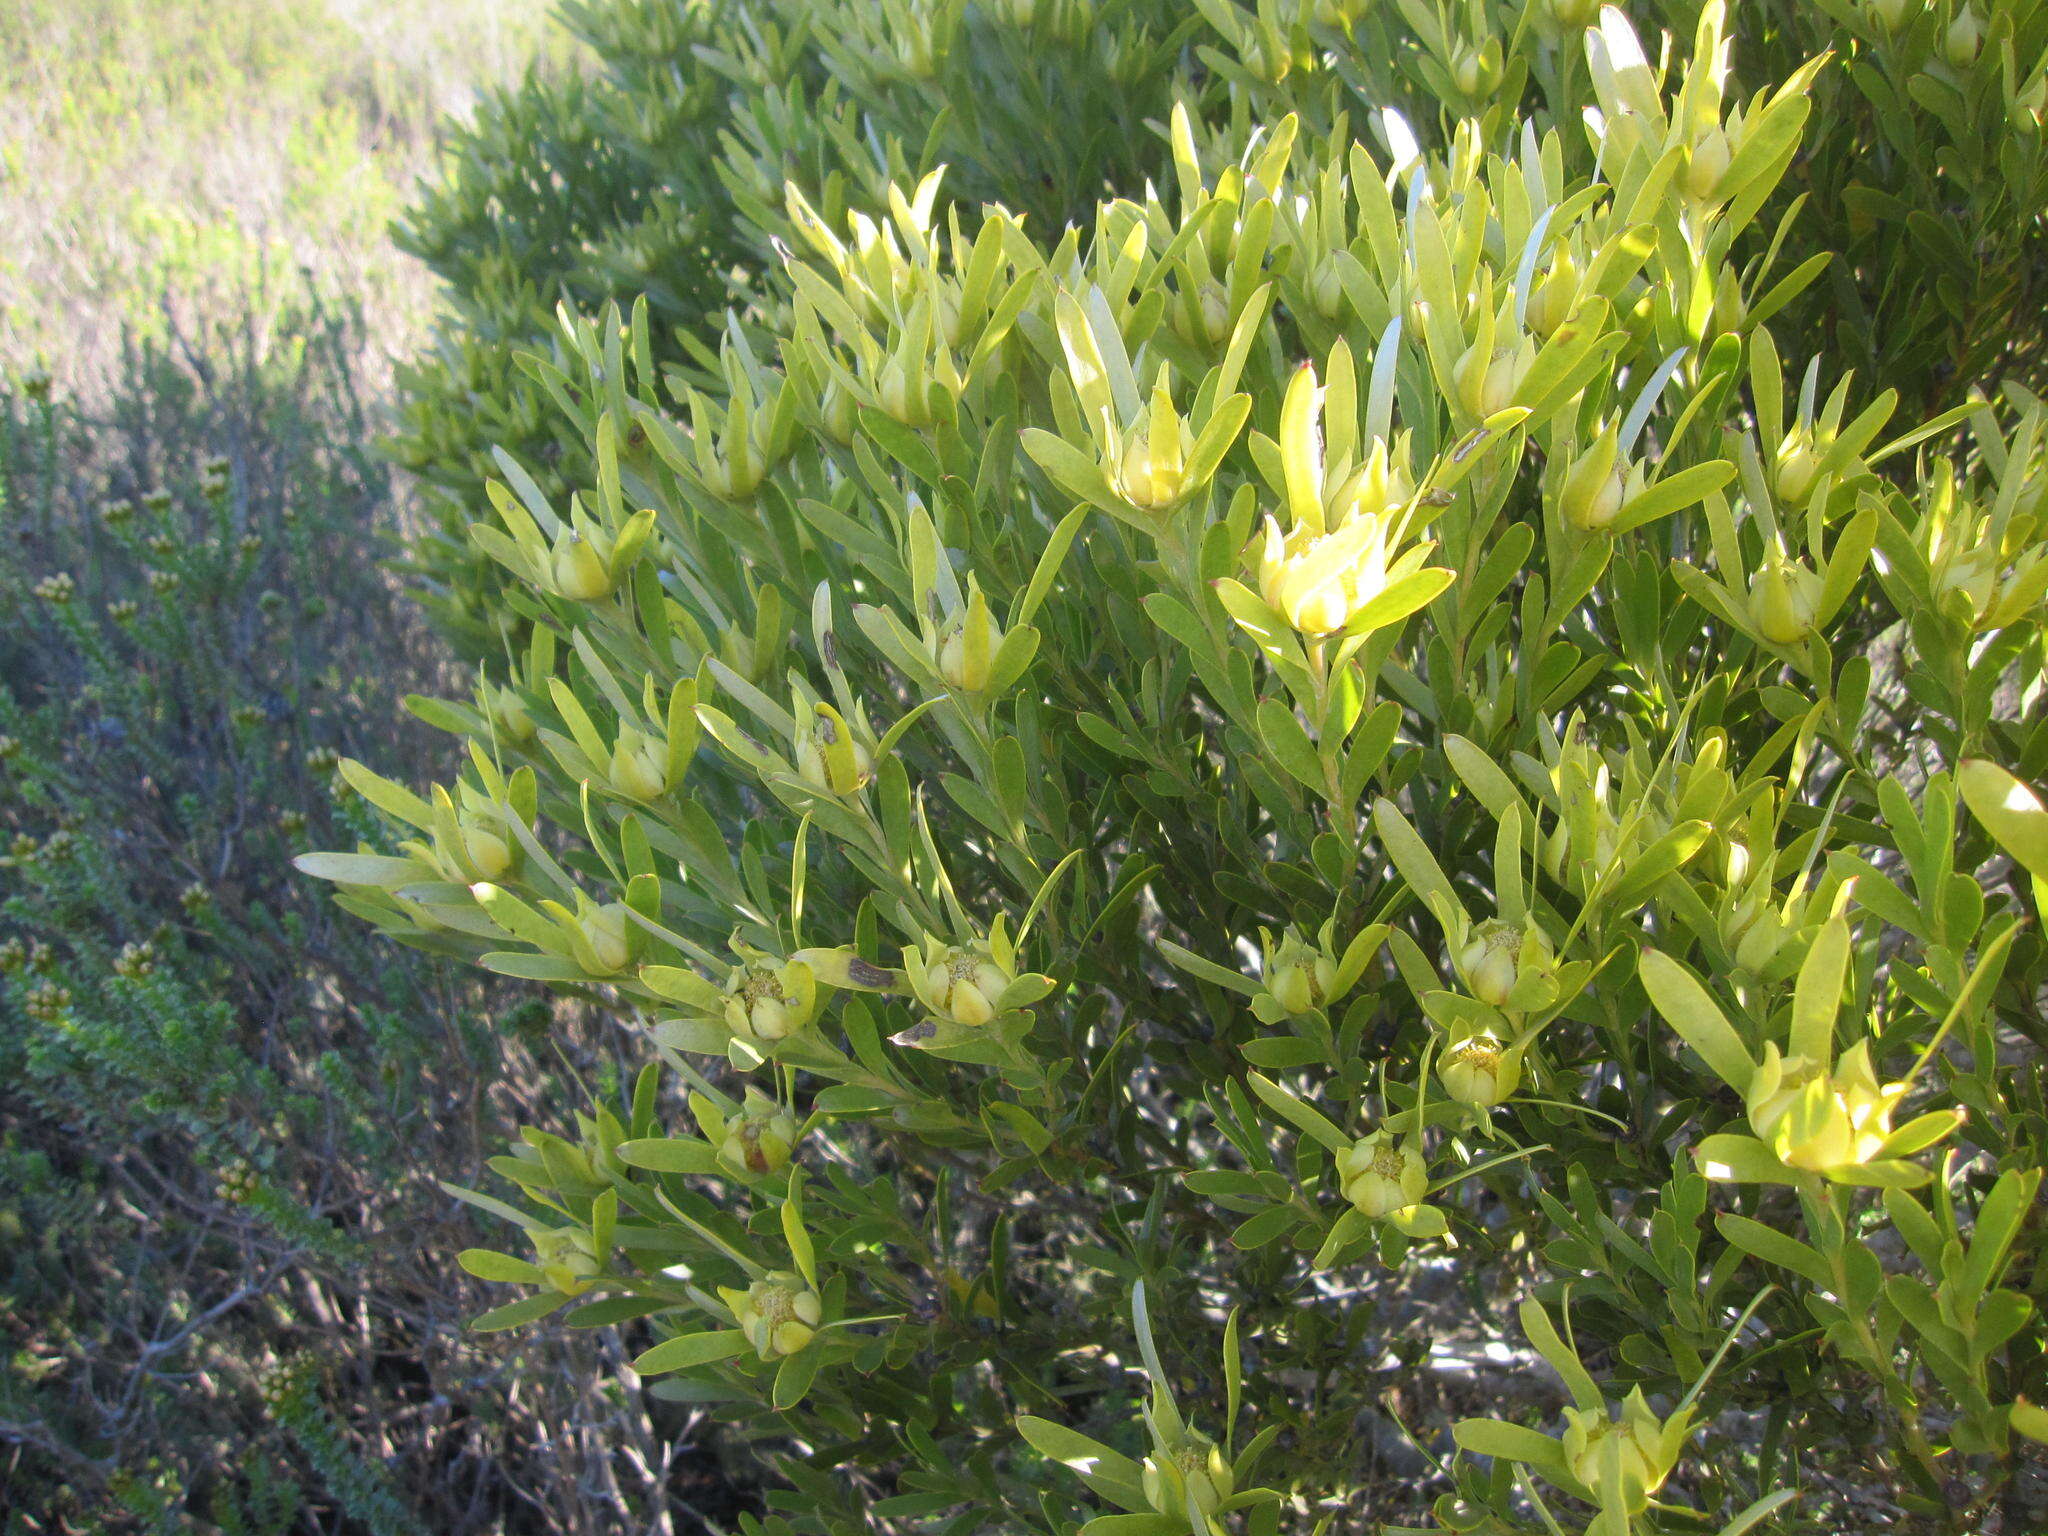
top-left (0, 1), bottom-right (746, 1528)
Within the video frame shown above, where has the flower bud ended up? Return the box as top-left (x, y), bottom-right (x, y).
top-left (728, 1272), bottom-right (823, 1359)
top-left (1772, 427), bottom-right (1823, 506)
top-left (1944, 4), bottom-right (1983, 67)
top-left (1454, 341), bottom-right (1531, 420)
top-left (700, 439), bottom-right (765, 502)
top-left (1262, 931), bottom-right (1337, 1017)
top-left (1184, 281), bottom-right (1231, 347)
top-left (723, 954), bottom-right (821, 1042)
top-left (1450, 43), bottom-right (1487, 97)
top-left (1334, 438), bottom-right (1410, 524)
top-left (1709, 264), bottom-right (1747, 337)
top-left (1561, 1390), bottom-right (1675, 1512)
top-left (818, 379), bottom-right (857, 445)
top-left (551, 529), bottom-right (615, 601)
top-left (1682, 127), bottom-right (1733, 202)
top-left (1933, 544), bottom-right (2003, 626)
top-left (1142, 1431), bottom-right (1235, 1521)
top-left (609, 725), bottom-right (669, 801)
top-left (532, 1226), bottom-right (601, 1295)
top-left (579, 903), bottom-right (633, 974)
top-left (1439, 1028), bottom-right (1523, 1107)
top-left (936, 588), bottom-right (1002, 692)
top-left (1456, 918), bottom-right (1554, 1010)
top-left (1256, 509), bottom-right (1402, 638)
top-left (1747, 552), bottom-right (1823, 645)
top-left (1559, 426), bottom-right (1630, 532)
top-left (877, 353), bottom-right (929, 427)
top-left (719, 1088), bottom-right (800, 1175)
top-left (1309, 256), bottom-right (1348, 320)
top-left (1527, 250), bottom-right (1579, 338)
top-left (1338, 1130), bottom-right (1428, 1218)
top-left (461, 821), bottom-right (514, 881)
top-left (1119, 426), bottom-right (1189, 513)
top-left (486, 684), bottom-right (537, 743)
top-left (911, 940), bottom-right (1014, 1026)
top-left (1747, 1040), bottom-right (1911, 1173)
top-left (793, 703), bottom-right (873, 797)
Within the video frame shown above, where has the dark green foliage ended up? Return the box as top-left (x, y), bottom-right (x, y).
top-left (0, 297), bottom-right (687, 1532)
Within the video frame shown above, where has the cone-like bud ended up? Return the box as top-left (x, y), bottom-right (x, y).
top-left (723, 953), bottom-right (823, 1043)
top-left (936, 586), bottom-right (1002, 692)
top-left (1456, 919), bottom-right (1556, 1011)
top-left (1561, 1389), bottom-right (1680, 1512)
top-left (551, 528), bottom-right (615, 601)
top-left (609, 725), bottom-right (669, 801)
top-left (727, 1272), bottom-right (823, 1359)
top-left (1746, 1040), bottom-right (1913, 1173)
top-left (1338, 1130), bottom-right (1428, 1218)
top-left (906, 938), bottom-right (1015, 1026)
top-left (1142, 1429), bottom-right (1235, 1522)
top-left (1439, 1023), bottom-right (1526, 1108)
top-left (1747, 551), bottom-right (1823, 645)
top-left (719, 1088), bottom-right (801, 1175)
top-left (580, 903), bottom-right (634, 974)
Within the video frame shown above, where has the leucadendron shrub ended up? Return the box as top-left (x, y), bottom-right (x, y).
top-left (312, 3), bottom-right (2048, 1532)
top-left (393, 0), bottom-right (2048, 664)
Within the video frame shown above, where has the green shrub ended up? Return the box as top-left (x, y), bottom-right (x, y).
top-left (0, 298), bottom-right (692, 1533)
top-left (321, 2), bottom-right (2048, 1533)
top-left (393, 0), bottom-right (2048, 661)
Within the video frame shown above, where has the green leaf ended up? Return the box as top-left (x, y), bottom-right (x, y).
top-left (1517, 1297), bottom-right (1600, 1410)
top-left (1442, 736), bottom-right (1523, 825)
top-left (1257, 696), bottom-right (1327, 794)
top-left (632, 1329), bottom-right (750, 1375)
top-left (772, 1344), bottom-right (824, 1408)
top-left (564, 1296), bottom-right (669, 1328)
top-left (1013, 505), bottom-right (1089, 629)
top-left (1603, 819), bottom-right (1712, 910)
top-left (1157, 939), bottom-right (1262, 997)
top-left (1213, 577), bottom-right (1309, 675)
top-left (336, 761), bottom-right (436, 830)
top-left (1960, 760), bottom-right (2048, 883)
top-left (292, 852), bottom-right (424, 887)
top-left (1717, 1213), bottom-right (1832, 1286)
top-left (458, 1248), bottom-right (545, 1285)
top-left (1717, 1489), bottom-right (1802, 1536)
top-left (1244, 1072), bottom-right (1354, 1156)
top-left (1790, 915), bottom-right (1849, 1063)
top-left (1346, 566), bottom-right (1455, 637)
top-left (1611, 460), bottom-right (1736, 534)
top-left (468, 1293), bottom-right (567, 1332)
top-left (1693, 1134), bottom-right (1792, 1184)
top-left (1452, 1419), bottom-right (1567, 1470)
top-left (1231, 1204), bottom-right (1302, 1249)
top-left (1016, 1416), bottom-right (1149, 1512)
top-left (1077, 1519), bottom-right (1181, 1536)
top-left (1372, 797), bottom-right (1464, 921)
top-left (617, 1138), bottom-right (721, 1175)
top-left (782, 1173), bottom-right (818, 1289)
top-left (1639, 949), bottom-right (1756, 1090)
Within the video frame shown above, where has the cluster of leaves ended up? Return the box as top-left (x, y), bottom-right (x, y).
top-left (0, 302), bottom-right (704, 1533)
top-left (331, 2), bottom-right (2048, 1534)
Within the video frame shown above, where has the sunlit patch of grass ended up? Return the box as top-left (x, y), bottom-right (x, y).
top-left (0, 0), bottom-right (571, 398)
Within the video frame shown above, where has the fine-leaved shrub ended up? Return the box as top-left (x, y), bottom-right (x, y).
top-left (0, 300), bottom-right (696, 1533)
top-left (318, 3), bottom-right (2048, 1533)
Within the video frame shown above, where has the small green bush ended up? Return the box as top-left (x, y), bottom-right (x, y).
top-left (322, 2), bottom-right (2048, 1533)
top-left (0, 299), bottom-right (683, 1533)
